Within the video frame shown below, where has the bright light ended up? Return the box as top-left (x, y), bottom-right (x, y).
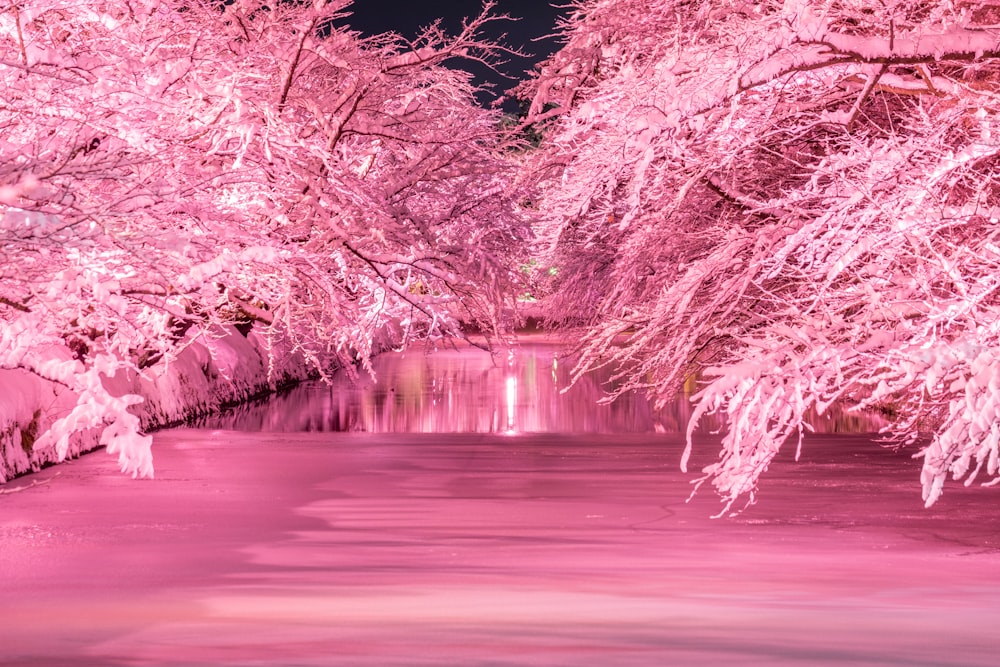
top-left (505, 375), bottom-right (517, 435)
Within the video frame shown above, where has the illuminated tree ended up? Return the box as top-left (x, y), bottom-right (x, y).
top-left (520, 0), bottom-right (1000, 512)
top-left (0, 0), bottom-right (527, 476)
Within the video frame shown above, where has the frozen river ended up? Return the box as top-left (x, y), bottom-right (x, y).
top-left (2, 337), bottom-right (999, 666)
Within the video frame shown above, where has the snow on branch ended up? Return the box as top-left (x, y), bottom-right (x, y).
top-left (523, 0), bottom-right (1000, 512)
top-left (1, 0), bottom-right (528, 479)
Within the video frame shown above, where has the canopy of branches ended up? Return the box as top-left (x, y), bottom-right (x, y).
top-left (522, 0), bottom-right (1000, 513)
top-left (1, 0), bottom-right (528, 477)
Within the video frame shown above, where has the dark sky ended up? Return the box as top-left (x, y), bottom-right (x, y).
top-left (338, 1), bottom-right (570, 110)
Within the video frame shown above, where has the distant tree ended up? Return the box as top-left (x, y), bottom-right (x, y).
top-left (0, 0), bottom-right (528, 476)
top-left (519, 0), bottom-right (1000, 513)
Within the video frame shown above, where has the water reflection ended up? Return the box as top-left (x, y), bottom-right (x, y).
top-left (198, 337), bottom-right (664, 434)
top-left (196, 335), bottom-right (884, 435)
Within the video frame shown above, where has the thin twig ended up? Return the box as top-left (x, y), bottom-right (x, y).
top-left (0, 472), bottom-right (60, 494)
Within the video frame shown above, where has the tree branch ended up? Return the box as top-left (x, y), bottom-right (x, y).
top-left (846, 63), bottom-right (887, 131)
top-left (0, 296), bottom-right (30, 313)
top-left (278, 17), bottom-right (320, 110)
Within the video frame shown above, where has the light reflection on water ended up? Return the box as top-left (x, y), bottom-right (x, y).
top-left (197, 336), bottom-right (666, 434)
top-left (196, 335), bottom-right (884, 435)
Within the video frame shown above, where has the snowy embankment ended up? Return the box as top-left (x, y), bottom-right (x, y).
top-left (0, 326), bottom-right (309, 482)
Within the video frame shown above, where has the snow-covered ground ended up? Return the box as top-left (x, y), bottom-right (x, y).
top-left (0, 326), bottom-right (308, 482)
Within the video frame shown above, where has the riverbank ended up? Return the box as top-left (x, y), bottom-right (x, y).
top-left (0, 325), bottom-right (310, 483)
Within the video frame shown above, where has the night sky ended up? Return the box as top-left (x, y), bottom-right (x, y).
top-left (338, 1), bottom-right (571, 110)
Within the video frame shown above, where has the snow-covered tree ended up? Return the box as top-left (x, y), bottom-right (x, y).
top-left (0, 0), bottom-right (528, 476)
top-left (520, 0), bottom-right (1000, 512)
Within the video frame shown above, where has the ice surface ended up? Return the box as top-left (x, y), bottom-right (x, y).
top-left (1, 341), bottom-right (997, 666)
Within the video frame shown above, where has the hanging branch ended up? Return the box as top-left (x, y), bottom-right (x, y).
top-left (12, 4), bottom-right (27, 66)
top-left (278, 16), bottom-right (320, 111)
top-left (845, 64), bottom-right (888, 131)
